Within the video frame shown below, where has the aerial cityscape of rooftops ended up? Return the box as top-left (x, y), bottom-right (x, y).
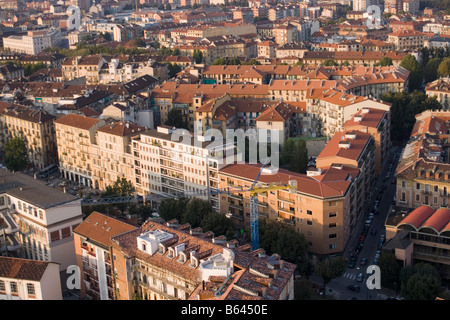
top-left (0, 0), bottom-right (449, 304)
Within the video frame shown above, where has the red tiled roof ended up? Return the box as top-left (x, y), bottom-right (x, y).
top-left (73, 211), bottom-right (137, 248)
top-left (54, 113), bottom-right (101, 130)
top-left (420, 207), bottom-right (450, 233)
top-left (399, 205), bottom-right (435, 229)
top-left (0, 256), bottom-right (56, 281)
top-left (317, 130), bottom-right (371, 162)
top-left (97, 121), bottom-right (146, 137)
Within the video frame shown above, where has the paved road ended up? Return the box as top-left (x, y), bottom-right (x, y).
top-left (311, 146), bottom-right (403, 300)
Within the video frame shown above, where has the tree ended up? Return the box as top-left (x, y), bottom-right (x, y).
top-left (167, 62), bottom-right (181, 78)
top-left (281, 138), bottom-right (308, 173)
top-left (103, 177), bottom-right (135, 197)
top-left (314, 256), bottom-right (346, 292)
top-left (381, 91), bottom-right (442, 142)
top-left (158, 197), bottom-right (188, 222)
top-left (182, 198), bottom-right (214, 227)
top-left (377, 57), bottom-right (393, 66)
top-left (399, 263), bottom-right (442, 299)
top-left (437, 57), bottom-right (450, 78)
top-left (400, 54), bottom-right (423, 91)
top-left (200, 211), bottom-right (235, 240)
top-left (4, 136), bottom-right (28, 172)
top-left (193, 49), bottom-right (203, 63)
top-left (294, 277), bottom-right (315, 300)
top-left (165, 108), bottom-right (186, 129)
top-left (259, 219), bottom-right (312, 276)
top-left (424, 58), bottom-right (443, 83)
top-left (377, 251), bottom-right (401, 290)
top-left (322, 59), bottom-right (338, 66)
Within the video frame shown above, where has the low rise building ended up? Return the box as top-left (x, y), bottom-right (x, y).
top-left (425, 77), bottom-right (450, 110)
top-left (2, 105), bottom-right (57, 170)
top-left (73, 211), bottom-right (136, 300)
top-left (395, 110), bottom-right (450, 210)
top-left (384, 205), bottom-right (450, 279)
top-left (110, 218), bottom-right (296, 300)
top-left (0, 168), bottom-right (83, 271)
top-left (0, 256), bottom-right (62, 300)
top-left (3, 30), bottom-right (54, 55)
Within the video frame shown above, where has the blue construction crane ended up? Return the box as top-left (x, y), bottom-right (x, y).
top-left (80, 161), bottom-right (295, 251)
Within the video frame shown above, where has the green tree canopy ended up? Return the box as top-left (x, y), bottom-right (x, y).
top-left (165, 108), bottom-right (186, 129)
top-left (377, 56), bottom-right (393, 66)
top-left (158, 197), bottom-right (189, 222)
top-left (399, 263), bottom-right (442, 299)
top-left (437, 57), bottom-right (450, 78)
top-left (314, 256), bottom-right (346, 291)
top-left (281, 138), bottom-right (308, 173)
top-left (424, 57), bottom-right (443, 83)
top-left (378, 251), bottom-right (402, 290)
top-left (259, 219), bottom-right (312, 276)
top-left (4, 136), bottom-right (28, 172)
top-left (182, 197), bottom-right (214, 227)
top-left (400, 54), bottom-right (423, 91)
top-left (381, 91), bottom-right (442, 142)
top-left (103, 177), bottom-right (135, 197)
top-left (322, 59), bottom-right (338, 66)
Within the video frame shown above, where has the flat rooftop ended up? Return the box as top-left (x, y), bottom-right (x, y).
top-left (0, 168), bottom-right (79, 209)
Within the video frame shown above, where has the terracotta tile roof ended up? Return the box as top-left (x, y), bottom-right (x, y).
top-left (73, 211), bottom-right (137, 248)
top-left (343, 107), bottom-right (386, 129)
top-left (398, 205), bottom-right (436, 229)
top-left (3, 105), bottom-right (55, 123)
top-left (317, 130), bottom-right (371, 162)
top-left (97, 120), bottom-right (146, 136)
top-left (256, 102), bottom-right (292, 122)
top-left (0, 256), bottom-right (56, 281)
top-left (54, 113), bottom-right (101, 130)
top-left (219, 163), bottom-right (352, 198)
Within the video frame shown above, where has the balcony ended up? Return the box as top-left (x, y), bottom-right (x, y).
top-left (277, 217), bottom-right (295, 225)
top-left (278, 207), bottom-right (295, 215)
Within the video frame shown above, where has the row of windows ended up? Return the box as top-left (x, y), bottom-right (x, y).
top-left (0, 280), bottom-right (35, 297)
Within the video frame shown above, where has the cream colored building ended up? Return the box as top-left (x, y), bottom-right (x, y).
top-left (0, 257), bottom-right (62, 300)
top-left (425, 77), bottom-right (450, 110)
top-left (92, 121), bottom-right (146, 191)
top-left (61, 55), bottom-right (107, 84)
top-left (0, 168), bottom-right (83, 271)
top-left (54, 113), bottom-right (106, 188)
top-left (2, 106), bottom-right (57, 170)
top-left (3, 30), bottom-right (52, 55)
top-left (131, 125), bottom-right (234, 211)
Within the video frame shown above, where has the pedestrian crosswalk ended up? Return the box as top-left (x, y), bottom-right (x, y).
top-left (343, 272), bottom-right (356, 280)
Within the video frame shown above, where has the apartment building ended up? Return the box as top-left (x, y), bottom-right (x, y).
top-left (275, 42), bottom-right (308, 59)
top-left (218, 163), bottom-right (357, 257)
top-left (395, 110), bottom-right (450, 210)
top-left (425, 77), bottom-right (450, 110)
top-left (0, 64), bottom-right (24, 81)
top-left (3, 30), bottom-right (53, 55)
top-left (301, 51), bottom-right (408, 67)
top-left (316, 130), bottom-right (375, 220)
top-left (54, 113), bottom-right (106, 188)
top-left (131, 125), bottom-right (234, 211)
top-left (343, 107), bottom-right (391, 177)
top-left (110, 218), bottom-right (296, 300)
top-left (0, 257), bottom-right (62, 300)
top-left (306, 89), bottom-right (392, 138)
top-left (384, 205), bottom-right (450, 279)
top-left (92, 121), bottom-right (146, 191)
top-left (387, 31), bottom-right (426, 51)
top-left (73, 211), bottom-right (136, 300)
top-left (2, 105), bottom-right (57, 170)
top-left (257, 40), bottom-right (277, 59)
top-left (61, 55), bottom-right (108, 85)
top-left (0, 168), bottom-right (83, 271)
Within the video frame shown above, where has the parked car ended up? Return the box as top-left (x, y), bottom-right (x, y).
top-left (347, 284), bottom-right (361, 292)
top-left (349, 257), bottom-right (356, 268)
top-left (371, 228), bottom-right (377, 236)
top-left (356, 273), bottom-right (364, 282)
top-left (359, 258), bottom-right (367, 266)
